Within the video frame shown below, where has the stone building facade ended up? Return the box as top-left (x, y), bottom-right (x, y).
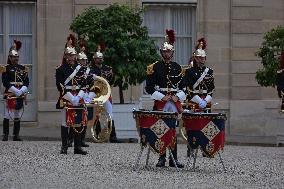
top-left (0, 0), bottom-right (283, 143)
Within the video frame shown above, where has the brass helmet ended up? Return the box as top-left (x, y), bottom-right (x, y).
top-left (160, 29), bottom-right (175, 51)
top-left (78, 51), bottom-right (87, 60)
top-left (93, 44), bottom-right (104, 59)
top-left (9, 40), bottom-right (22, 57)
top-left (65, 46), bottom-right (77, 55)
top-left (194, 38), bottom-right (207, 57)
top-left (64, 34), bottom-right (77, 55)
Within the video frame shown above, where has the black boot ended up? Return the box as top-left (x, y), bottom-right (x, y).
top-left (109, 120), bottom-right (118, 143)
top-left (169, 159), bottom-right (184, 168)
top-left (67, 127), bottom-right (74, 147)
top-left (2, 118), bottom-right (9, 141)
top-left (13, 119), bottom-right (22, 141)
top-left (74, 132), bottom-right (87, 155)
top-left (281, 99), bottom-right (284, 112)
top-left (60, 126), bottom-right (68, 154)
top-left (156, 153), bottom-right (166, 167)
top-left (81, 127), bottom-right (89, 147)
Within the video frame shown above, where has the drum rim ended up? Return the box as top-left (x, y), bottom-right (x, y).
top-left (133, 110), bottom-right (178, 115)
top-left (182, 112), bottom-right (226, 116)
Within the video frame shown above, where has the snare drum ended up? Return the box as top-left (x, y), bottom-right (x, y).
top-left (182, 112), bottom-right (226, 157)
top-left (5, 94), bottom-right (24, 110)
top-left (133, 110), bottom-right (178, 155)
top-left (65, 104), bottom-right (88, 127)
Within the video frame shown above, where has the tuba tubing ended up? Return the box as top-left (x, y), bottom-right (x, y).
top-left (89, 76), bottom-right (113, 143)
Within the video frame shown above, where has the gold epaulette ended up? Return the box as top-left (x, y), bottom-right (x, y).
top-left (277, 69), bottom-right (284, 74)
top-left (146, 61), bottom-right (158, 75)
top-left (106, 65), bottom-right (113, 70)
top-left (24, 65), bottom-right (29, 73)
top-left (0, 65), bottom-right (6, 73)
top-left (181, 65), bottom-right (190, 76)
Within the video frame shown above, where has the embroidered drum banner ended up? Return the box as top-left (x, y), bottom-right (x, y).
top-left (133, 110), bottom-right (178, 155)
top-left (182, 112), bottom-right (226, 157)
top-left (66, 106), bottom-right (88, 127)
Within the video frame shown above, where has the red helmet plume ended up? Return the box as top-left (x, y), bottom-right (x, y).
top-left (196, 38), bottom-right (207, 50)
top-left (14, 40), bottom-right (22, 51)
top-left (66, 34), bottom-right (76, 47)
top-left (98, 40), bottom-right (106, 52)
top-left (166, 29), bottom-right (175, 45)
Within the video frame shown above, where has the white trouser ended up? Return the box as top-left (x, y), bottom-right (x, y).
top-left (163, 101), bottom-right (178, 113)
top-left (4, 105), bottom-right (22, 120)
top-left (103, 100), bottom-right (113, 118)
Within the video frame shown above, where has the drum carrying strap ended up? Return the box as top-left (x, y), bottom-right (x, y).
top-left (85, 67), bottom-right (90, 75)
top-left (193, 67), bottom-right (209, 90)
top-left (64, 65), bottom-right (82, 85)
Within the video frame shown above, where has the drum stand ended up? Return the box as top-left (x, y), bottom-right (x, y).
top-left (133, 145), bottom-right (180, 172)
top-left (186, 147), bottom-right (226, 172)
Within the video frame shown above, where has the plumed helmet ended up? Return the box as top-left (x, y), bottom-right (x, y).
top-left (93, 41), bottom-right (105, 59)
top-left (78, 39), bottom-right (88, 60)
top-left (9, 40), bottom-right (22, 57)
top-left (194, 48), bottom-right (206, 57)
top-left (160, 29), bottom-right (175, 51)
top-left (65, 46), bottom-right (77, 55)
top-left (64, 34), bottom-right (77, 55)
top-left (194, 37), bottom-right (207, 57)
top-left (78, 51), bottom-right (88, 60)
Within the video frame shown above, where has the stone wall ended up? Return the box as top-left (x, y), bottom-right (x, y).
top-left (35, 0), bottom-right (284, 143)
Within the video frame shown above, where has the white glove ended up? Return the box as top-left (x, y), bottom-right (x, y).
top-left (71, 96), bottom-right (80, 106)
top-left (20, 86), bottom-right (28, 94)
top-left (199, 100), bottom-right (207, 109)
top-left (8, 86), bottom-right (19, 95)
top-left (93, 74), bottom-right (97, 80)
top-left (83, 96), bottom-right (92, 103)
top-left (77, 90), bottom-right (85, 99)
top-left (88, 92), bottom-right (96, 99)
top-left (15, 89), bottom-right (23, 97)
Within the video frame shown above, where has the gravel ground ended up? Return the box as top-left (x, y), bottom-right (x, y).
top-left (0, 141), bottom-right (283, 189)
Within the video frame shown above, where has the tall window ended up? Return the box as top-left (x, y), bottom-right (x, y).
top-left (143, 3), bottom-right (196, 65)
top-left (0, 2), bottom-right (35, 94)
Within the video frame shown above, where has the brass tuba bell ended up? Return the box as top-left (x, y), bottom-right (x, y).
top-left (88, 76), bottom-right (112, 143)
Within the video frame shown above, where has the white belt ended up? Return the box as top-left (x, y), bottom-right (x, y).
top-left (65, 86), bottom-right (80, 90)
top-left (192, 90), bottom-right (207, 93)
top-left (158, 88), bottom-right (178, 92)
top-left (10, 82), bottom-right (23, 85)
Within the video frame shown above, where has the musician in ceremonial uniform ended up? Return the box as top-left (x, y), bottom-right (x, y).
top-left (276, 51), bottom-right (284, 112)
top-left (182, 38), bottom-right (215, 112)
top-left (182, 38), bottom-right (215, 157)
top-left (1, 40), bottom-right (29, 141)
top-left (89, 44), bottom-right (118, 143)
top-left (74, 41), bottom-right (94, 147)
top-left (145, 29), bottom-right (186, 168)
top-left (55, 34), bottom-right (87, 155)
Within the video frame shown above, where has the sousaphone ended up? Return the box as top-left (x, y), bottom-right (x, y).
top-left (88, 76), bottom-right (112, 143)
